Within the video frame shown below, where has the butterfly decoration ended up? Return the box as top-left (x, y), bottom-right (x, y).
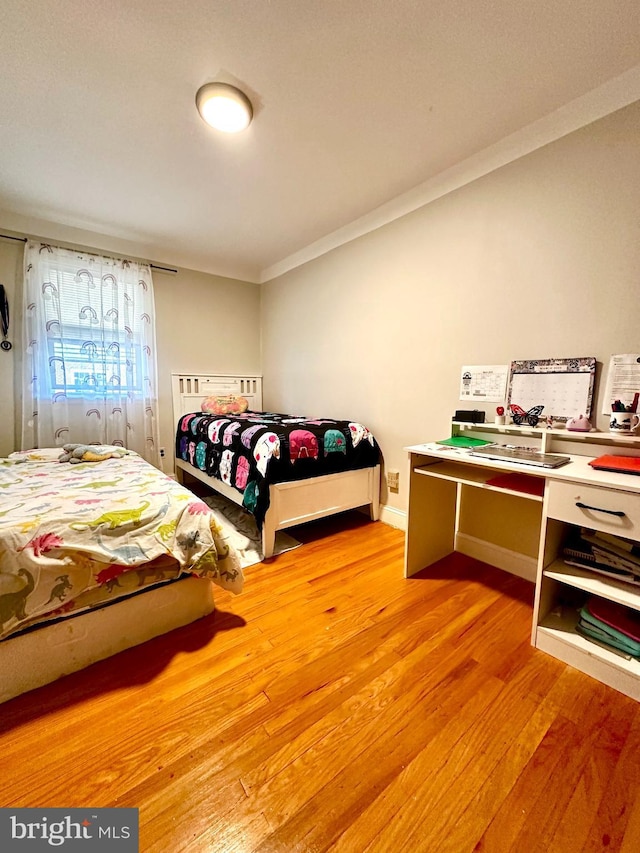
top-left (510, 404), bottom-right (544, 427)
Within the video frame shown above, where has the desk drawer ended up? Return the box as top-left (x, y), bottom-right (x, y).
top-left (546, 480), bottom-right (640, 539)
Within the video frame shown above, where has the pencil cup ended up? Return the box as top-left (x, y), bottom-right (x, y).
top-left (609, 411), bottom-right (640, 434)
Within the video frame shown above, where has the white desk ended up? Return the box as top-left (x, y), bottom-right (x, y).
top-left (405, 426), bottom-right (640, 699)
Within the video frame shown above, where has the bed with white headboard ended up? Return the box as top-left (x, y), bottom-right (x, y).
top-left (171, 373), bottom-right (381, 558)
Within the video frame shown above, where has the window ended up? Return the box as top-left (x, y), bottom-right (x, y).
top-left (38, 260), bottom-right (148, 398)
top-left (22, 242), bottom-right (160, 464)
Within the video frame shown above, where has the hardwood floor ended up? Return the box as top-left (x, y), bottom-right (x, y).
top-left (2, 514), bottom-right (640, 852)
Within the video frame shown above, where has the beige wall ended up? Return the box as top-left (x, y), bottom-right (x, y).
top-left (0, 229), bottom-right (261, 466)
top-left (153, 266), bottom-right (260, 471)
top-left (261, 101), bottom-right (640, 516)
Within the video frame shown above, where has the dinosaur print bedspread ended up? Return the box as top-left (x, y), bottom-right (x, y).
top-left (176, 410), bottom-right (381, 526)
top-left (0, 449), bottom-right (243, 641)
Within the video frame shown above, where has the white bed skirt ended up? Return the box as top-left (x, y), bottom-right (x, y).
top-left (0, 576), bottom-right (215, 705)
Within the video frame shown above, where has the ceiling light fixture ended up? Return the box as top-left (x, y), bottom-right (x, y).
top-left (195, 82), bottom-right (253, 133)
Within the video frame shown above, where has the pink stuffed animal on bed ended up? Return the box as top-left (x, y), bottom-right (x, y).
top-left (201, 395), bottom-right (249, 415)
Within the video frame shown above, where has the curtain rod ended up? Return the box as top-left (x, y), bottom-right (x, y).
top-left (0, 231), bottom-right (178, 274)
top-left (149, 264), bottom-right (178, 274)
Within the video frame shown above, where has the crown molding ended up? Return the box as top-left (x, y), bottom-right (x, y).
top-left (0, 209), bottom-right (262, 284)
top-left (260, 64), bottom-right (640, 284)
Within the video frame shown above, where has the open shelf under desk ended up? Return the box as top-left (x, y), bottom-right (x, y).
top-left (537, 606), bottom-right (640, 699)
top-left (544, 560), bottom-right (640, 612)
top-left (413, 461), bottom-right (544, 503)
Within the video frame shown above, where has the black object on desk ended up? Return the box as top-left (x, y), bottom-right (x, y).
top-left (453, 409), bottom-right (485, 423)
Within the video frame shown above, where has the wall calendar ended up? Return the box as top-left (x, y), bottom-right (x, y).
top-left (507, 357), bottom-right (596, 423)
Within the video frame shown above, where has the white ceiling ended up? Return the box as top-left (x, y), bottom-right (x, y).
top-left (1, 1), bottom-right (639, 283)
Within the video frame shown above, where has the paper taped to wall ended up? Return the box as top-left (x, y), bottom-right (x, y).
top-left (459, 365), bottom-right (508, 402)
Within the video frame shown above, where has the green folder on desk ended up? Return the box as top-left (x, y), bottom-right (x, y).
top-left (436, 436), bottom-right (493, 448)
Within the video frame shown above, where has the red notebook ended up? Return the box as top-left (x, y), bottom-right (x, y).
top-left (585, 598), bottom-right (640, 643)
top-left (485, 473), bottom-right (545, 497)
top-left (589, 455), bottom-right (640, 476)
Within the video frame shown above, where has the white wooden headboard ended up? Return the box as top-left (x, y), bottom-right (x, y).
top-left (171, 373), bottom-right (263, 420)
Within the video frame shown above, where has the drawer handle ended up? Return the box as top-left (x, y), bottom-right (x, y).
top-left (575, 501), bottom-right (626, 518)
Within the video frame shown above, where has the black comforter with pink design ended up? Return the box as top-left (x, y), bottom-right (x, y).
top-left (175, 411), bottom-right (380, 526)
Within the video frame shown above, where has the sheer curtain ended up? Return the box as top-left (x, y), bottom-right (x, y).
top-left (22, 242), bottom-right (160, 467)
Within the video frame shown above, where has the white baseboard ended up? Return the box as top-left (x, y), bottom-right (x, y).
top-left (380, 504), bottom-right (407, 531)
top-left (455, 533), bottom-right (537, 583)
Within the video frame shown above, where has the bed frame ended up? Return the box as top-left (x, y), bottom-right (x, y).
top-left (0, 576), bottom-right (214, 705)
top-left (171, 373), bottom-right (381, 557)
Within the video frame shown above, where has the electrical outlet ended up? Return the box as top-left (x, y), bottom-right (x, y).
top-left (386, 469), bottom-right (400, 492)
top-left (159, 447), bottom-right (165, 458)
